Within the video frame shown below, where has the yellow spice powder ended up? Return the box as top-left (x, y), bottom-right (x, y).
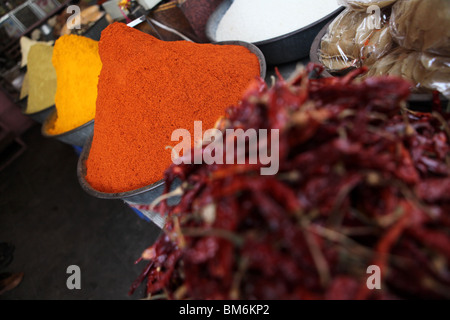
top-left (25, 44), bottom-right (56, 114)
top-left (48, 35), bottom-right (102, 135)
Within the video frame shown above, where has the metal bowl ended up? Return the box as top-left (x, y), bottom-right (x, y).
top-left (25, 106), bottom-right (56, 124)
top-left (41, 109), bottom-right (94, 147)
top-left (19, 97), bottom-right (56, 124)
top-left (76, 40), bottom-right (265, 204)
top-left (206, 0), bottom-right (344, 65)
top-left (215, 40), bottom-right (267, 79)
top-left (77, 135), bottom-right (181, 205)
top-left (309, 20), bottom-right (450, 112)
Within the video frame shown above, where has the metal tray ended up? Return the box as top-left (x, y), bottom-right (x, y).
top-left (206, 0), bottom-right (344, 65)
top-left (77, 135), bottom-right (181, 205)
top-left (41, 109), bottom-right (94, 147)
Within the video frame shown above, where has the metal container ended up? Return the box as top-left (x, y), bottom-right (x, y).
top-left (19, 97), bottom-right (56, 124)
top-left (205, 0), bottom-right (344, 65)
top-left (41, 110), bottom-right (94, 147)
top-left (76, 40), bottom-right (265, 205)
top-left (25, 105), bottom-right (56, 124)
top-left (77, 135), bottom-right (181, 205)
top-left (215, 40), bottom-right (267, 79)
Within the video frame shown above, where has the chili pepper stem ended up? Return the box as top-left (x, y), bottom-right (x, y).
top-left (173, 216), bottom-right (186, 249)
top-left (150, 186), bottom-right (184, 212)
top-left (356, 211), bottom-right (410, 300)
top-left (376, 206), bottom-right (404, 229)
top-left (392, 180), bottom-right (437, 220)
top-left (432, 111), bottom-right (450, 140)
top-left (326, 181), bottom-right (357, 228)
top-left (401, 109), bottom-right (416, 136)
top-left (180, 227), bottom-right (244, 247)
top-left (142, 293), bottom-right (168, 300)
top-left (229, 257), bottom-right (248, 300)
top-left (301, 220), bottom-right (331, 288)
top-left (173, 285), bottom-right (187, 300)
top-left (312, 225), bottom-right (374, 259)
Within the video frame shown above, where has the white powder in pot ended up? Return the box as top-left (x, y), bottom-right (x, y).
top-left (215, 0), bottom-right (340, 43)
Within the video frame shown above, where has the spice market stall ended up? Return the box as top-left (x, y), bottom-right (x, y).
top-left (5, 0), bottom-right (450, 301)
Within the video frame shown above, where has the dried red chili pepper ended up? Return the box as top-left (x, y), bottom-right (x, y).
top-left (131, 63), bottom-right (450, 300)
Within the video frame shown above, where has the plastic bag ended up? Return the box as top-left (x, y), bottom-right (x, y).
top-left (319, 8), bottom-right (393, 72)
top-left (338, 0), bottom-right (397, 11)
top-left (365, 47), bottom-right (450, 99)
top-left (354, 13), bottom-right (393, 67)
top-left (390, 0), bottom-right (450, 56)
top-left (319, 9), bottom-right (363, 72)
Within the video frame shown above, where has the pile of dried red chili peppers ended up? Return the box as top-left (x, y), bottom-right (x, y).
top-left (130, 63), bottom-right (450, 299)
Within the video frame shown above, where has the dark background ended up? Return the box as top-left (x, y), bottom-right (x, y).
top-left (0, 124), bottom-right (162, 299)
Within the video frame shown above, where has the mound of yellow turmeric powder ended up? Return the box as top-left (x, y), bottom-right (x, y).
top-left (47, 35), bottom-right (102, 135)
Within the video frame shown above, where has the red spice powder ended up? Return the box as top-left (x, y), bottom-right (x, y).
top-left (85, 22), bottom-right (260, 193)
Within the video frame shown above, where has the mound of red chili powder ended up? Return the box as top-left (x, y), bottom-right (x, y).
top-left (85, 22), bottom-right (260, 193)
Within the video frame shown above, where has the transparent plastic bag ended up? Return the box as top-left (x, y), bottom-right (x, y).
top-left (416, 53), bottom-right (450, 99)
top-left (366, 47), bottom-right (450, 99)
top-left (338, 0), bottom-right (397, 11)
top-left (390, 0), bottom-right (450, 56)
top-left (319, 7), bottom-right (394, 72)
top-left (319, 9), bottom-right (364, 72)
top-left (354, 14), bottom-right (393, 67)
